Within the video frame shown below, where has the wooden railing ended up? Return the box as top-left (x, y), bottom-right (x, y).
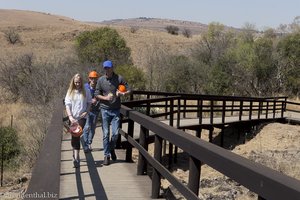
top-left (125, 91), bottom-right (287, 131)
top-left (24, 99), bottom-right (64, 199)
top-left (120, 91), bottom-right (299, 200)
top-left (24, 92), bottom-right (300, 200)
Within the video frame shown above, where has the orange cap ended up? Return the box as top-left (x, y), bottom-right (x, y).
top-left (88, 71), bottom-right (99, 78)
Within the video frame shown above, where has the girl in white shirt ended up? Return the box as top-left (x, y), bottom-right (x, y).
top-left (65, 73), bottom-right (92, 168)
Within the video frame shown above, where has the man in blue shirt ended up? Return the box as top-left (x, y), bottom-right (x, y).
top-left (83, 70), bottom-right (100, 153)
top-left (95, 60), bottom-right (131, 165)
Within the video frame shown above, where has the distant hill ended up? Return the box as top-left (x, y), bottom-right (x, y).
top-left (89, 17), bottom-right (240, 35)
top-left (0, 10), bottom-right (238, 70)
top-left (0, 9), bottom-right (82, 27)
top-left (90, 17), bottom-right (209, 35)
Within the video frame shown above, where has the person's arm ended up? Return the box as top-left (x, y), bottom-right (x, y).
top-left (65, 96), bottom-right (77, 123)
top-left (80, 89), bottom-right (92, 118)
top-left (96, 94), bottom-right (112, 101)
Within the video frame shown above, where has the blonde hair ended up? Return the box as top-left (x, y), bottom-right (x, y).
top-left (66, 73), bottom-right (86, 99)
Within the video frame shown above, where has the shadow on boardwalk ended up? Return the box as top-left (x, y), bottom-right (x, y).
top-left (59, 126), bottom-right (164, 200)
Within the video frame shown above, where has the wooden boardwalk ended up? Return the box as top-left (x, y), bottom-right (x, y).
top-left (58, 111), bottom-right (295, 200)
top-left (59, 125), bottom-right (164, 200)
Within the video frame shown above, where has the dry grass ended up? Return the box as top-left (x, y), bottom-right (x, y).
top-left (0, 9), bottom-right (200, 71)
top-left (1, 10), bottom-right (300, 199)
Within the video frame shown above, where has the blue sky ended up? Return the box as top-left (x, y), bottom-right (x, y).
top-left (0, 0), bottom-right (299, 29)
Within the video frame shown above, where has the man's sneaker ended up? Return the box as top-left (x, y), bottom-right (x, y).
top-left (111, 150), bottom-right (117, 161)
top-left (103, 156), bottom-right (110, 166)
top-left (88, 144), bottom-right (92, 151)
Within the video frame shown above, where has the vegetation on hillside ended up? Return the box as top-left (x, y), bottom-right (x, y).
top-left (0, 12), bottom-right (299, 189)
top-left (144, 19), bottom-right (300, 97)
top-left (75, 27), bottom-right (146, 90)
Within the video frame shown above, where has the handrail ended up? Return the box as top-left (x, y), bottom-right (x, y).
top-left (286, 101), bottom-right (300, 113)
top-left (126, 92), bottom-right (286, 127)
top-left (120, 102), bottom-right (300, 200)
top-left (120, 91), bottom-right (300, 200)
top-left (131, 90), bottom-right (288, 101)
top-left (24, 99), bottom-right (63, 199)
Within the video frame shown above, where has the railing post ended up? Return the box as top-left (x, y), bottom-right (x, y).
top-left (198, 100), bottom-right (203, 124)
top-left (188, 156), bottom-right (201, 196)
top-left (137, 126), bottom-right (148, 175)
top-left (183, 99), bottom-right (187, 118)
top-left (130, 93), bottom-right (134, 101)
top-left (126, 119), bottom-right (134, 162)
top-left (209, 128), bottom-right (214, 143)
top-left (165, 96), bottom-right (168, 120)
top-left (239, 100), bottom-right (243, 121)
top-left (152, 135), bottom-right (162, 198)
top-left (168, 143), bottom-right (173, 170)
top-left (266, 101), bottom-right (269, 119)
top-left (258, 101), bottom-right (261, 119)
top-left (169, 99), bottom-right (178, 163)
top-left (273, 99), bottom-right (276, 118)
top-left (177, 98), bottom-right (181, 128)
top-left (222, 100), bottom-right (226, 124)
top-left (220, 128), bottom-right (224, 147)
top-left (196, 129), bottom-right (202, 138)
top-left (197, 100), bottom-right (200, 118)
top-left (231, 100), bottom-right (234, 116)
top-left (249, 101), bottom-right (253, 120)
top-left (284, 97), bottom-right (287, 111)
top-left (169, 99), bottom-right (174, 126)
top-left (281, 100), bottom-right (285, 118)
top-left (146, 98), bottom-right (150, 116)
top-left (210, 100), bottom-right (214, 124)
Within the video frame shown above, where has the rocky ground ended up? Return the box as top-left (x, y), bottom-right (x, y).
top-left (155, 122), bottom-right (300, 200)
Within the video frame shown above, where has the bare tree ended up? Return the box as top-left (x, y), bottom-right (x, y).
top-left (165, 25), bottom-right (179, 35)
top-left (182, 28), bottom-right (192, 38)
top-left (139, 38), bottom-right (171, 91)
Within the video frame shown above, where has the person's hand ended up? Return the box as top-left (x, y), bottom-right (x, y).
top-left (116, 90), bottom-right (125, 97)
top-left (106, 93), bottom-right (113, 101)
top-left (80, 111), bottom-right (88, 118)
top-left (91, 98), bottom-right (97, 104)
top-left (69, 116), bottom-right (77, 124)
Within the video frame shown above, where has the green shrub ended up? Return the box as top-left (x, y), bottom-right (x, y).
top-left (115, 65), bottom-right (146, 90)
top-left (0, 127), bottom-right (21, 166)
top-left (4, 28), bottom-right (21, 44)
top-left (75, 27), bottom-right (132, 66)
top-left (165, 25), bottom-right (179, 35)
